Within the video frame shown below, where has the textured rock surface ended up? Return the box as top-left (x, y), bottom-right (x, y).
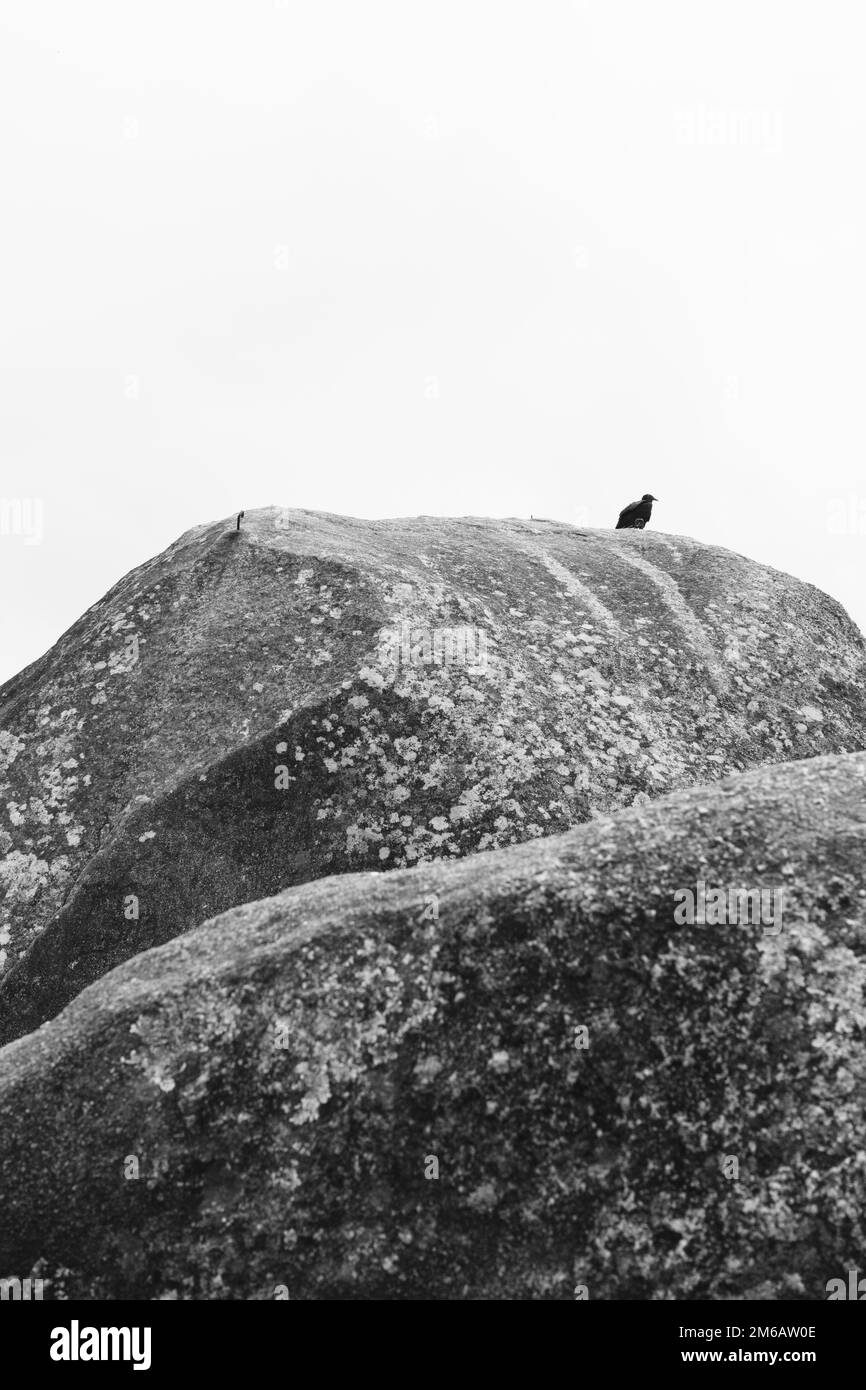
top-left (1, 751), bottom-right (864, 1300)
top-left (2, 509), bottom-right (865, 1044)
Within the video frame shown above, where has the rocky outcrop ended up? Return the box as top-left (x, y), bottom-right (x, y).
top-left (1, 751), bottom-right (864, 1300)
top-left (2, 510), bottom-right (864, 1044)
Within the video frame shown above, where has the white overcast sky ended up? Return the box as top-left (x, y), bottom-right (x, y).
top-left (1, 1), bottom-right (865, 685)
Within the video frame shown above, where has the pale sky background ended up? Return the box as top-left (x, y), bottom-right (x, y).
top-left (1, 0), bottom-right (865, 686)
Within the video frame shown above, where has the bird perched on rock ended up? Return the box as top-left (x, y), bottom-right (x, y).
top-left (615, 493), bottom-right (658, 529)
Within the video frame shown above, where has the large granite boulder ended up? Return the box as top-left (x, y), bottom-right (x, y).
top-left (1, 751), bottom-right (864, 1300)
top-left (2, 509), bottom-right (864, 1043)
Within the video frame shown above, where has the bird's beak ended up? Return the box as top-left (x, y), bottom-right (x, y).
top-left (652, 495), bottom-right (659, 500)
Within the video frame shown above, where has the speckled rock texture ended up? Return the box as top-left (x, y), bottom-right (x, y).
top-left (1, 751), bottom-right (864, 1300)
top-left (1, 508), bottom-right (864, 1044)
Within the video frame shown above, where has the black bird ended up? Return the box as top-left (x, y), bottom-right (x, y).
top-left (615, 493), bottom-right (658, 529)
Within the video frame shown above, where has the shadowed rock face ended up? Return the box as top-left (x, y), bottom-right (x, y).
top-left (1, 509), bottom-right (865, 1044)
top-left (1, 751), bottom-right (864, 1300)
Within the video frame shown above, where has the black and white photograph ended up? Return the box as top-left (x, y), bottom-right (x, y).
top-left (0, 0), bottom-right (864, 1362)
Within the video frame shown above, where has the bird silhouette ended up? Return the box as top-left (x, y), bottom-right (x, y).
top-left (615, 493), bottom-right (658, 529)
